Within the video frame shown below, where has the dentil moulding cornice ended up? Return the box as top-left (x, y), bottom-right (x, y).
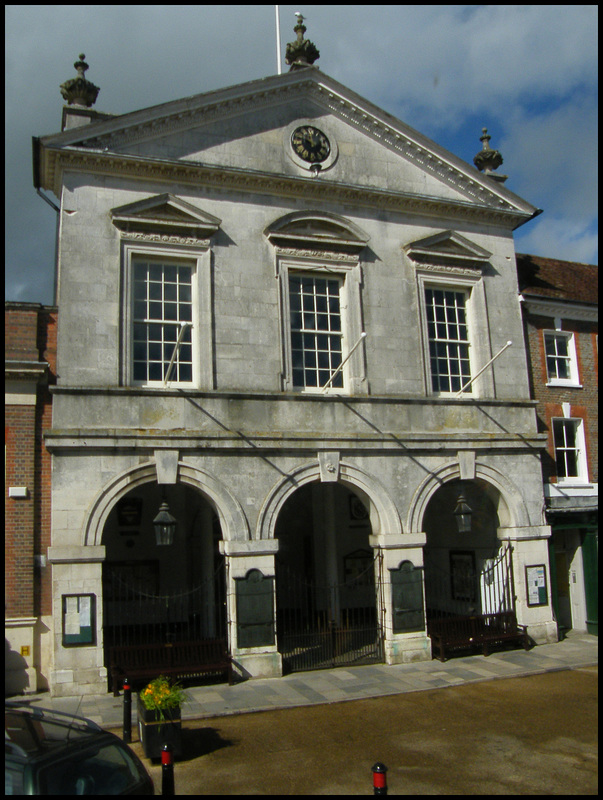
top-left (43, 147), bottom-right (530, 230)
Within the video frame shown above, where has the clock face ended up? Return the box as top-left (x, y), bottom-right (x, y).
top-left (291, 125), bottom-right (331, 163)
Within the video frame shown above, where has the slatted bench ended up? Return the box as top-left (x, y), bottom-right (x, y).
top-left (110, 639), bottom-right (233, 696)
top-left (428, 611), bottom-right (530, 662)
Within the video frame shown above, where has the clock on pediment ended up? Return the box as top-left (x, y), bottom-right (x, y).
top-left (285, 120), bottom-right (338, 172)
top-left (291, 125), bottom-right (331, 164)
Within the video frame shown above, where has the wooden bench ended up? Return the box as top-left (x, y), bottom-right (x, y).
top-left (110, 639), bottom-right (233, 696)
top-left (428, 611), bottom-right (530, 662)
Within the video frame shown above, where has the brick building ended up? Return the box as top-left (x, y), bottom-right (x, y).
top-left (5, 302), bottom-right (57, 693)
top-left (517, 255), bottom-right (598, 635)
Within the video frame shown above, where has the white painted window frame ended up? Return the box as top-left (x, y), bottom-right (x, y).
top-left (552, 415), bottom-right (589, 484)
top-left (416, 269), bottom-right (490, 398)
top-left (121, 241), bottom-right (213, 389)
top-left (276, 252), bottom-right (366, 395)
top-left (543, 327), bottom-right (581, 387)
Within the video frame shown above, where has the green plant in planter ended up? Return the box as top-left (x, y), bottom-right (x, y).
top-left (139, 675), bottom-right (187, 720)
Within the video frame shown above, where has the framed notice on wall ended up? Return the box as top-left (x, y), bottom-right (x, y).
top-left (525, 565), bottom-right (548, 607)
top-left (62, 594), bottom-right (96, 646)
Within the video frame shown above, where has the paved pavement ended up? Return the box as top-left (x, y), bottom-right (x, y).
top-left (136, 666), bottom-right (597, 795)
top-left (18, 631), bottom-right (597, 729)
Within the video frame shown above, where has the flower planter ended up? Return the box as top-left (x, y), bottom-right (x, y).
top-left (137, 695), bottom-right (182, 760)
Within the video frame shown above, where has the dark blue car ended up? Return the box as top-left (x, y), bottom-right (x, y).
top-left (5, 702), bottom-right (154, 795)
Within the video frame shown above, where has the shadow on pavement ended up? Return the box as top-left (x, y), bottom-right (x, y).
top-left (179, 726), bottom-right (234, 762)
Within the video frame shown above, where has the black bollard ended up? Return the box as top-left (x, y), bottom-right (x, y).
top-left (161, 743), bottom-right (175, 796)
top-left (372, 762), bottom-right (387, 795)
top-left (122, 678), bottom-right (132, 743)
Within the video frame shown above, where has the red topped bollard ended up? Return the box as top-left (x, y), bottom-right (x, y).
top-left (162, 743), bottom-right (175, 796)
top-left (372, 762), bottom-right (388, 795)
top-left (122, 678), bottom-right (132, 743)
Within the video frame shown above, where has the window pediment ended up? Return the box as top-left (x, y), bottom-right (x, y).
top-left (265, 211), bottom-right (369, 254)
top-left (110, 193), bottom-right (221, 239)
top-left (404, 230), bottom-right (491, 269)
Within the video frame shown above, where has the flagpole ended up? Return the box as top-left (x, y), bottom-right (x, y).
top-left (454, 340), bottom-right (513, 397)
top-left (164, 323), bottom-right (191, 385)
top-left (321, 333), bottom-right (367, 393)
top-left (275, 6), bottom-right (282, 74)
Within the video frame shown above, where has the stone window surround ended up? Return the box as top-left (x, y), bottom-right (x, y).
top-left (131, 257), bottom-right (194, 384)
top-left (275, 249), bottom-right (366, 395)
top-left (424, 285), bottom-right (471, 394)
top-left (120, 240), bottom-right (214, 389)
top-left (415, 267), bottom-right (492, 398)
top-left (288, 271), bottom-right (345, 390)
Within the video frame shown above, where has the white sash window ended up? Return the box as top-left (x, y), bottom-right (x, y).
top-left (553, 418), bottom-right (588, 482)
top-left (289, 273), bottom-right (344, 390)
top-left (425, 287), bottom-right (471, 394)
top-left (121, 242), bottom-right (213, 389)
top-left (132, 259), bottom-right (194, 384)
top-left (544, 330), bottom-right (581, 386)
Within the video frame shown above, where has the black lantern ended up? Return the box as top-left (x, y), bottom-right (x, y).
top-left (153, 501), bottom-right (177, 546)
top-left (453, 494), bottom-right (473, 534)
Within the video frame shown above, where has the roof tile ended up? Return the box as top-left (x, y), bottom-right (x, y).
top-left (516, 253), bottom-right (598, 305)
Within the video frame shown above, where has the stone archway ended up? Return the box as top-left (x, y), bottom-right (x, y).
top-left (406, 459), bottom-right (530, 535)
top-left (83, 460), bottom-right (250, 547)
top-left (418, 471), bottom-right (524, 663)
top-left (422, 478), bottom-right (508, 616)
top-left (257, 460), bottom-right (400, 673)
top-left (256, 459), bottom-right (402, 542)
top-left (78, 458), bottom-right (250, 691)
top-left (274, 479), bottom-right (384, 672)
top-left (100, 478), bottom-right (230, 690)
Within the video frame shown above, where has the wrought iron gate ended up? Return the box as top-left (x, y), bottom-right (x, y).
top-left (276, 551), bottom-right (385, 673)
top-left (424, 543), bottom-right (517, 629)
top-left (102, 559), bottom-right (227, 653)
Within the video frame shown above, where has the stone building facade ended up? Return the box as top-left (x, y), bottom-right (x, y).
top-left (518, 255), bottom-right (598, 635)
top-left (5, 302), bottom-right (57, 693)
top-left (33, 39), bottom-right (558, 696)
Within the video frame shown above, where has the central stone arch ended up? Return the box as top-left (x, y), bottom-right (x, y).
top-left (257, 459), bottom-right (400, 673)
top-left (256, 460), bottom-right (402, 542)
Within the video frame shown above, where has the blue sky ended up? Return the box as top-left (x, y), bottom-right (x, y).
top-left (5, 4), bottom-right (598, 304)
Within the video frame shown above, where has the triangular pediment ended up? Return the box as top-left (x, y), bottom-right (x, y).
top-left (37, 69), bottom-right (540, 228)
top-left (110, 194), bottom-right (221, 237)
top-left (404, 231), bottom-right (492, 268)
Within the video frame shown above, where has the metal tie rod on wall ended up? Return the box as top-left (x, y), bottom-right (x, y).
top-left (164, 322), bottom-right (191, 385)
top-left (321, 332), bottom-right (367, 393)
top-left (454, 340), bottom-right (513, 398)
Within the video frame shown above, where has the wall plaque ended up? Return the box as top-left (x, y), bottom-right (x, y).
top-left (390, 561), bottom-right (425, 633)
top-left (235, 569), bottom-right (275, 648)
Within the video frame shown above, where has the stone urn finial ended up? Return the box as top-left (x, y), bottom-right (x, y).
top-left (60, 53), bottom-right (100, 107)
top-left (473, 127), bottom-right (508, 183)
top-left (285, 12), bottom-right (320, 70)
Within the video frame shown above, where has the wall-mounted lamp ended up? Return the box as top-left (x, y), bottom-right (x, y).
top-left (153, 501), bottom-right (177, 546)
top-left (453, 494), bottom-right (473, 534)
